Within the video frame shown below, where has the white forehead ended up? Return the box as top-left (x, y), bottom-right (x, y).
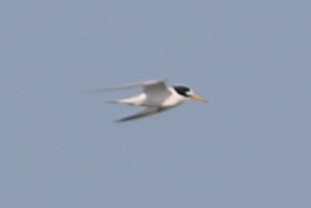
top-left (186, 89), bottom-right (194, 94)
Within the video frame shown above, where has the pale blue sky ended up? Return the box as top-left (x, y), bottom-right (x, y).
top-left (1, 0), bottom-right (311, 207)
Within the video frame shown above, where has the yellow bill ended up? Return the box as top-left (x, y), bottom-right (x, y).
top-left (190, 93), bottom-right (208, 103)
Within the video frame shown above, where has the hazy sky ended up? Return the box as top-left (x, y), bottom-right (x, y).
top-left (1, 0), bottom-right (311, 207)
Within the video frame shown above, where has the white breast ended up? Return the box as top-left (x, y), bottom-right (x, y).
top-left (161, 88), bottom-right (187, 107)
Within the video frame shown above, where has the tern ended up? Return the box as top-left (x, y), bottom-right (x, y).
top-left (93, 79), bottom-right (207, 122)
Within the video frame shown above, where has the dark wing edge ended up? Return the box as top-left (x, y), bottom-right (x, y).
top-left (115, 107), bottom-right (166, 122)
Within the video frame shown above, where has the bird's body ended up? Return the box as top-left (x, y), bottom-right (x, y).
top-left (114, 87), bottom-right (185, 107)
top-left (95, 79), bottom-right (207, 122)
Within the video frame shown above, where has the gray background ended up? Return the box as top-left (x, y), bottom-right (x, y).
top-left (1, 0), bottom-right (310, 207)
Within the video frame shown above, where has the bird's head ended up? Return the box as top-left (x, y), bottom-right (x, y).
top-left (173, 85), bottom-right (207, 103)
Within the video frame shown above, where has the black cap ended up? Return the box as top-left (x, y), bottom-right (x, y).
top-left (173, 85), bottom-right (191, 97)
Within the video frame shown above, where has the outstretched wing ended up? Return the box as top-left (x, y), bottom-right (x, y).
top-left (139, 80), bottom-right (172, 105)
top-left (116, 107), bottom-right (166, 122)
top-left (142, 80), bottom-right (171, 96)
top-left (88, 79), bottom-right (168, 93)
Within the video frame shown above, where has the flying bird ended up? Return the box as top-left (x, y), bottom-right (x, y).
top-left (93, 79), bottom-right (207, 122)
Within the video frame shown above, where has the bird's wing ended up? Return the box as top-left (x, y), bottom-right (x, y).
top-left (141, 80), bottom-right (172, 104)
top-left (116, 107), bottom-right (166, 122)
top-left (87, 79), bottom-right (167, 93)
top-left (142, 80), bottom-right (171, 95)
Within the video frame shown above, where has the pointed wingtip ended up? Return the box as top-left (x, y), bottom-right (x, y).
top-left (108, 100), bottom-right (119, 104)
top-left (113, 117), bottom-right (132, 123)
top-left (113, 119), bottom-right (123, 123)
